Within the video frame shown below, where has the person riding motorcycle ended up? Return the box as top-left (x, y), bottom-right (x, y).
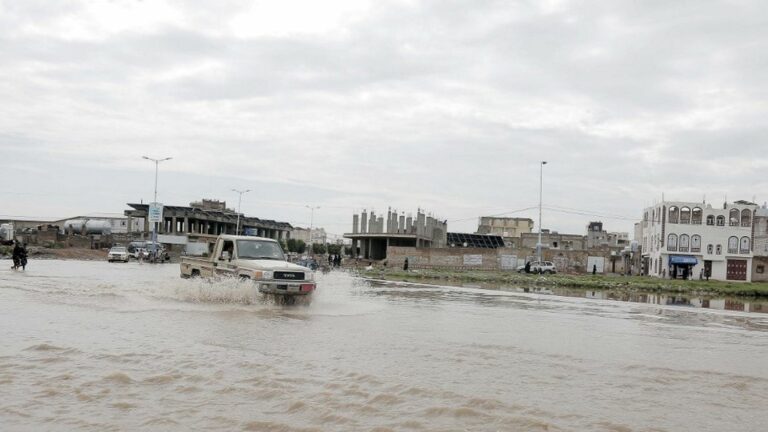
top-left (11, 241), bottom-right (27, 270)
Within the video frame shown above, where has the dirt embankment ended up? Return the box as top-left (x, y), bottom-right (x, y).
top-left (29, 247), bottom-right (108, 261)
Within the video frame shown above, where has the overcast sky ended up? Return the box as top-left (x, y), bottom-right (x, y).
top-left (2, 0), bottom-right (767, 238)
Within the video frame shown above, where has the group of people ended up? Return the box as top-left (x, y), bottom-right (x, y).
top-left (10, 240), bottom-right (28, 271)
top-left (136, 249), bottom-right (169, 264)
top-left (327, 254), bottom-right (342, 268)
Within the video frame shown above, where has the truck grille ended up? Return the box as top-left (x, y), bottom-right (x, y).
top-left (274, 271), bottom-right (305, 280)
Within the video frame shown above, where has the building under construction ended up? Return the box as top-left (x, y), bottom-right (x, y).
top-left (344, 208), bottom-right (447, 260)
top-left (124, 199), bottom-right (293, 241)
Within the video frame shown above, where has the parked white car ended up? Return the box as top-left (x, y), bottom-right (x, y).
top-left (107, 246), bottom-right (130, 263)
top-left (517, 261), bottom-right (557, 274)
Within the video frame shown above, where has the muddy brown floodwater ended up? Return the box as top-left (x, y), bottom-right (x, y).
top-left (1, 260), bottom-right (767, 431)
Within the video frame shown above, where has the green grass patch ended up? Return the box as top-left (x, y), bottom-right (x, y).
top-left (360, 268), bottom-right (768, 298)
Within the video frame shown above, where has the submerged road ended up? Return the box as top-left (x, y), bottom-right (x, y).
top-left (1, 260), bottom-right (767, 431)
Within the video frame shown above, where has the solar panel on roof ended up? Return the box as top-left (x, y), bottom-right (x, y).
top-left (447, 232), bottom-right (505, 248)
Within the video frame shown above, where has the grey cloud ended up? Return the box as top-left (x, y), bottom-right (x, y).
top-left (2, 0), bottom-right (768, 236)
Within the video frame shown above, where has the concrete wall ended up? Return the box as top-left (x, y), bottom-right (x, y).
top-left (752, 257), bottom-right (768, 282)
top-left (386, 246), bottom-right (626, 274)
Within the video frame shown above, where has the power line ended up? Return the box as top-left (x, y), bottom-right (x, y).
top-left (447, 206), bottom-right (538, 223)
top-left (542, 206), bottom-right (638, 221)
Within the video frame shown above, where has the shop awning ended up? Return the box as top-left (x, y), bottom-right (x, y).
top-left (669, 255), bottom-right (698, 265)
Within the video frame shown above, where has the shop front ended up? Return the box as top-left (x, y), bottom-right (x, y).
top-left (669, 255), bottom-right (698, 280)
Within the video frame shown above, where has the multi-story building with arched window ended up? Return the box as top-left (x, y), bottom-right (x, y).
top-left (641, 200), bottom-right (757, 281)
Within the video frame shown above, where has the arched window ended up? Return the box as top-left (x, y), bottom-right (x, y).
top-left (680, 207), bottom-right (691, 224)
top-left (741, 209), bottom-right (752, 227)
top-left (644, 212), bottom-right (649, 226)
top-left (668, 206), bottom-right (679, 224)
top-left (652, 209), bottom-right (656, 225)
top-left (692, 207), bottom-right (702, 225)
top-left (691, 235), bottom-right (701, 253)
top-left (667, 234), bottom-right (678, 251)
top-left (716, 215), bottom-right (725, 226)
top-left (706, 215), bottom-right (715, 226)
top-left (728, 236), bottom-right (739, 254)
top-left (740, 237), bottom-right (750, 254)
top-left (716, 245), bottom-right (722, 255)
top-left (729, 209), bottom-right (740, 226)
top-left (707, 244), bottom-right (713, 254)
top-left (679, 234), bottom-right (690, 252)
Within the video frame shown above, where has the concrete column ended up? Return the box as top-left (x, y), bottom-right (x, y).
top-left (172, 217), bottom-right (178, 234)
top-left (184, 217), bottom-right (189, 233)
top-left (399, 215), bottom-right (405, 234)
top-left (361, 211), bottom-right (368, 233)
top-left (353, 215), bottom-right (359, 234)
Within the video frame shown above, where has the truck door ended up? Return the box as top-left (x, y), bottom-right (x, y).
top-left (216, 240), bottom-right (237, 277)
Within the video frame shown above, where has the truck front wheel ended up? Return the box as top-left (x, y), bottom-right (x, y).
top-left (191, 269), bottom-right (201, 278)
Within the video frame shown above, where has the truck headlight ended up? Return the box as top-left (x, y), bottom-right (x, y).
top-left (306, 272), bottom-right (314, 281)
top-left (262, 271), bottom-right (273, 280)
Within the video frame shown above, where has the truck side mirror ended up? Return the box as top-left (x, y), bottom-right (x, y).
top-left (221, 251), bottom-right (230, 261)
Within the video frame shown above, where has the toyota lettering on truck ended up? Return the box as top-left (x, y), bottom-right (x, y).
top-left (179, 235), bottom-right (316, 305)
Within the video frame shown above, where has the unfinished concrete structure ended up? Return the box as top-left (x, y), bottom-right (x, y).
top-left (477, 217), bottom-right (534, 238)
top-left (124, 199), bottom-right (293, 241)
top-left (587, 221), bottom-right (630, 249)
top-left (344, 208), bottom-right (447, 260)
top-left (751, 206), bottom-right (768, 282)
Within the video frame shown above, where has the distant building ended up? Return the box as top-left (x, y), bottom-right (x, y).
top-left (344, 208), bottom-right (447, 260)
top-left (521, 230), bottom-right (586, 251)
top-left (752, 206), bottom-right (768, 282)
top-left (291, 227), bottom-right (327, 245)
top-left (641, 200), bottom-right (756, 281)
top-left (124, 199), bottom-right (292, 241)
top-left (587, 221), bottom-right (630, 249)
top-left (53, 213), bottom-right (142, 235)
top-left (477, 217), bottom-right (533, 239)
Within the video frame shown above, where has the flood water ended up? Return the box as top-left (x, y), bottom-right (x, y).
top-left (1, 260), bottom-right (767, 431)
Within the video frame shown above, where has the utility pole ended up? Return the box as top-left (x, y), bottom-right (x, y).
top-left (142, 156), bottom-right (172, 243)
top-left (537, 161), bottom-right (547, 263)
top-left (232, 189), bottom-right (251, 235)
top-left (306, 205), bottom-right (320, 253)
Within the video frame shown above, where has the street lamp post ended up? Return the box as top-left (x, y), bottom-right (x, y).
top-left (537, 161), bottom-right (547, 263)
top-left (306, 205), bottom-right (320, 253)
top-left (232, 189), bottom-right (251, 235)
top-left (142, 156), bottom-right (172, 242)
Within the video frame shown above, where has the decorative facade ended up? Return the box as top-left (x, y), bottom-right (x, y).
top-left (641, 201), bottom-right (757, 282)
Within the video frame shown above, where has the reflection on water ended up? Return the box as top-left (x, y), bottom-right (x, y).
top-left (559, 289), bottom-right (768, 314)
top-left (421, 279), bottom-right (768, 315)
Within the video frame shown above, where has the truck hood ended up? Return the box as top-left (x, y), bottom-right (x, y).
top-left (235, 259), bottom-right (312, 272)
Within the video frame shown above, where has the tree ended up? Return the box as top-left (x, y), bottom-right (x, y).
top-left (312, 243), bottom-right (327, 254)
top-left (327, 243), bottom-right (342, 255)
top-left (286, 239), bottom-right (306, 254)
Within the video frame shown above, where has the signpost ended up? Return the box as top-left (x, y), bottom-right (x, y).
top-left (148, 202), bottom-right (163, 243)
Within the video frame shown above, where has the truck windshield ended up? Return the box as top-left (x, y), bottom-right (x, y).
top-left (236, 240), bottom-right (285, 260)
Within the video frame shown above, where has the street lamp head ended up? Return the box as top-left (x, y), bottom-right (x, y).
top-left (542, 161), bottom-right (548, 165)
top-left (142, 156), bottom-right (150, 160)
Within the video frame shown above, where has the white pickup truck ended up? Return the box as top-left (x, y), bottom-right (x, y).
top-left (180, 235), bottom-right (316, 303)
